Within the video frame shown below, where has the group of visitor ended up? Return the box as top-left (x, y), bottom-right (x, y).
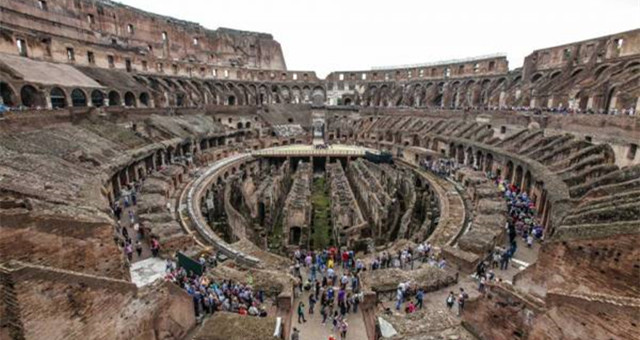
top-left (369, 242), bottom-right (445, 272)
top-left (421, 158), bottom-right (458, 178)
top-left (111, 181), bottom-right (161, 262)
top-left (291, 247), bottom-right (358, 339)
top-left (165, 262), bottom-right (268, 318)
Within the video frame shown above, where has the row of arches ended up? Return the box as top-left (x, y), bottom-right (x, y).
top-left (0, 82), bottom-right (151, 109)
top-left (0, 77), bottom-right (328, 110)
top-left (447, 142), bottom-right (552, 230)
top-left (131, 75), bottom-right (327, 108)
top-left (360, 76), bottom-right (519, 109)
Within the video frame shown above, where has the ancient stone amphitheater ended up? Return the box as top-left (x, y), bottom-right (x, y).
top-left (0, 1), bottom-right (638, 340)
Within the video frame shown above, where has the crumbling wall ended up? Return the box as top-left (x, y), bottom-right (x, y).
top-left (5, 262), bottom-right (195, 340)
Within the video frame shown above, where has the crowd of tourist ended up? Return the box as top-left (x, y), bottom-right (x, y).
top-left (164, 260), bottom-right (269, 318)
top-left (111, 181), bottom-right (162, 263)
top-left (421, 158), bottom-right (459, 178)
top-left (291, 247), bottom-right (363, 339)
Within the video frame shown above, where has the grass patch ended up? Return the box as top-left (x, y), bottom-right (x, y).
top-left (311, 176), bottom-right (332, 249)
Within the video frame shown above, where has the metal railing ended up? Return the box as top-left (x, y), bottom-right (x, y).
top-left (252, 148), bottom-right (368, 157)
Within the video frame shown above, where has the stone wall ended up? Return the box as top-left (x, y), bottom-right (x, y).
top-left (2, 261), bottom-right (195, 340)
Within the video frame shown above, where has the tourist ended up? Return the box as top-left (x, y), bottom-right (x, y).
top-left (114, 203), bottom-right (122, 221)
top-left (291, 327), bottom-right (300, 340)
top-left (406, 300), bottom-right (416, 314)
top-left (332, 311), bottom-right (340, 332)
top-left (492, 251), bottom-right (501, 268)
top-left (321, 303), bottom-right (328, 324)
top-left (128, 210), bottom-right (135, 224)
top-left (308, 294), bottom-right (316, 314)
top-left (125, 242), bottom-right (133, 262)
top-left (395, 284), bottom-right (404, 311)
top-left (479, 275), bottom-right (486, 294)
top-left (500, 250), bottom-right (510, 270)
top-left (165, 258), bottom-right (174, 272)
top-left (297, 301), bottom-right (307, 323)
top-left (457, 288), bottom-right (469, 316)
top-left (150, 237), bottom-right (160, 257)
top-left (135, 240), bottom-right (142, 257)
top-left (340, 319), bottom-right (348, 339)
top-left (416, 288), bottom-right (424, 309)
top-left (446, 291), bottom-right (455, 309)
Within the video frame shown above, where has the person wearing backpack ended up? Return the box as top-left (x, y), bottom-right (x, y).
top-left (446, 291), bottom-right (455, 309)
top-left (457, 288), bottom-right (469, 316)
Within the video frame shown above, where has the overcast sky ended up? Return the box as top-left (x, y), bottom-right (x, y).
top-left (117, 0), bottom-right (639, 77)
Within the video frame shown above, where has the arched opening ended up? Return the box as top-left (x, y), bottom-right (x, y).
top-left (523, 171), bottom-right (532, 195)
top-left (290, 226), bottom-right (302, 245)
top-left (0, 82), bottom-right (17, 107)
top-left (514, 165), bottom-right (524, 189)
top-left (506, 161), bottom-right (514, 182)
top-left (70, 89), bottom-right (87, 107)
top-left (176, 93), bottom-right (185, 107)
top-left (108, 91), bottom-right (121, 106)
top-left (604, 86), bottom-right (616, 113)
top-left (139, 92), bottom-right (150, 107)
top-left (49, 87), bottom-right (67, 109)
top-left (227, 95), bottom-right (236, 106)
top-left (20, 85), bottom-right (44, 108)
top-left (245, 122), bottom-right (251, 129)
top-left (530, 73), bottom-right (543, 83)
top-left (91, 90), bottom-right (104, 107)
top-left (236, 122), bottom-right (243, 129)
top-left (485, 153), bottom-right (494, 173)
top-left (465, 147), bottom-right (474, 166)
top-left (475, 150), bottom-right (484, 169)
top-left (124, 92), bottom-right (136, 107)
top-left (343, 98), bottom-right (352, 106)
top-left (456, 145), bottom-right (464, 164)
top-left (432, 93), bottom-right (443, 107)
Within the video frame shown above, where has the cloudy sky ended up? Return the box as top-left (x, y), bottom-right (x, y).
top-left (117, 0), bottom-right (639, 77)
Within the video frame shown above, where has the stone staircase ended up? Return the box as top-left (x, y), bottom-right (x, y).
top-left (0, 265), bottom-right (25, 340)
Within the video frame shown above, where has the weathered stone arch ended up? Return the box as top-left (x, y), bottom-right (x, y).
top-left (50, 87), bottom-right (67, 108)
top-left (124, 91), bottom-right (136, 107)
top-left (108, 90), bottom-right (121, 106)
top-left (91, 90), bottom-right (105, 107)
top-left (70, 88), bottom-right (87, 107)
top-left (0, 81), bottom-right (17, 107)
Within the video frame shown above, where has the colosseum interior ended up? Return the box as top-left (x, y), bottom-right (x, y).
top-left (0, 1), bottom-right (638, 340)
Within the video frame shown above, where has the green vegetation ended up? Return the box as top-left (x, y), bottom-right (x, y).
top-left (268, 210), bottom-right (284, 253)
top-left (311, 176), bottom-right (332, 249)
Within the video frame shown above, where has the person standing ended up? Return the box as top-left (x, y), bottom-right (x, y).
top-left (320, 303), bottom-right (328, 324)
top-left (125, 242), bottom-right (133, 262)
top-left (446, 291), bottom-right (455, 309)
top-left (457, 288), bottom-right (468, 316)
top-left (308, 294), bottom-right (316, 315)
top-left (291, 327), bottom-right (300, 340)
top-left (297, 301), bottom-right (307, 323)
top-left (340, 319), bottom-right (348, 339)
top-left (135, 240), bottom-right (143, 258)
top-left (416, 288), bottom-right (424, 310)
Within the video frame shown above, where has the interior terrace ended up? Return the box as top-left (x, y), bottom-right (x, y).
top-left (0, 1), bottom-right (639, 340)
